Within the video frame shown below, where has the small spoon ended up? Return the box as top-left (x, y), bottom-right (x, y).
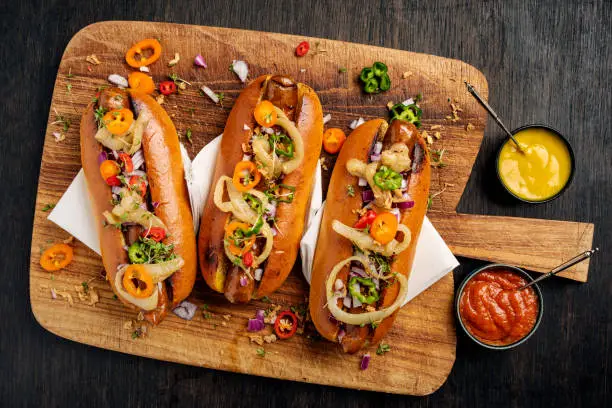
top-left (519, 248), bottom-right (599, 290)
top-left (465, 81), bottom-right (526, 153)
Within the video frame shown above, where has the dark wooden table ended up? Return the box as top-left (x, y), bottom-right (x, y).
top-left (1, 0), bottom-right (610, 406)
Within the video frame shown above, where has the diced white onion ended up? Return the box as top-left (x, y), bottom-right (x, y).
top-left (334, 279), bottom-right (344, 291)
top-left (390, 207), bottom-right (400, 222)
top-left (231, 60), bottom-right (249, 83)
top-left (370, 154), bottom-right (381, 162)
top-left (349, 117), bottom-right (366, 130)
top-left (262, 127), bottom-right (274, 134)
top-left (323, 114), bottom-right (332, 124)
top-left (402, 98), bottom-right (414, 106)
top-left (271, 227), bottom-right (278, 237)
top-left (243, 124), bottom-right (251, 130)
top-left (139, 66), bottom-right (150, 73)
top-left (242, 154), bottom-right (252, 161)
top-left (401, 178), bottom-right (408, 190)
top-left (127, 169), bottom-right (146, 178)
top-left (350, 266), bottom-right (366, 277)
top-left (254, 268), bottom-right (263, 281)
top-left (373, 142), bottom-right (383, 155)
top-left (131, 150), bottom-right (145, 170)
top-left (358, 177), bottom-right (368, 187)
top-left (108, 74), bottom-right (128, 88)
top-left (352, 296), bottom-right (363, 308)
top-left (200, 85), bottom-right (219, 103)
top-left (111, 186), bottom-right (123, 195)
top-left (343, 296), bottom-right (352, 308)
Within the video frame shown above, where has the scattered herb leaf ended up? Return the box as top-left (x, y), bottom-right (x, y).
top-left (376, 343), bottom-right (391, 355)
top-left (256, 348), bottom-right (266, 357)
top-left (346, 184), bottom-right (355, 197)
top-left (42, 203), bottom-right (56, 212)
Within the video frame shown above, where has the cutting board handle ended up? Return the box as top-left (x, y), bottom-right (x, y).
top-left (428, 212), bottom-right (594, 282)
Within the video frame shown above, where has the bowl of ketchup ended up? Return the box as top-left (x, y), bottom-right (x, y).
top-left (456, 264), bottom-right (543, 350)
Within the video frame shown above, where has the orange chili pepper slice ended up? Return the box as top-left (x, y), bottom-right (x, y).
top-left (322, 128), bottom-right (347, 154)
top-left (40, 243), bottom-right (74, 272)
top-left (125, 39), bottom-right (162, 68)
top-left (122, 265), bottom-right (154, 298)
top-left (370, 212), bottom-right (399, 245)
top-left (254, 100), bottom-right (278, 127)
top-left (103, 108), bottom-right (134, 135)
top-left (225, 221), bottom-right (256, 256)
top-left (232, 161), bottom-right (261, 192)
top-left (128, 72), bottom-right (156, 94)
top-left (99, 160), bottom-right (121, 180)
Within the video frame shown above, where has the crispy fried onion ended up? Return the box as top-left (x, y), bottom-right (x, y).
top-left (223, 222), bottom-right (274, 269)
top-left (213, 176), bottom-right (274, 269)
top-left (252, 106), bottom-right (304, 178)
top-left (381, 143), bottom-right (412, 173)
top-left (104, 190), bottom-right (166, 230)
top-left (95, 112), bottom-right (147, 154)
top-left (213, 176), bottom-right (269, 224)
top-left (332, 220), bottom-right (411, 257)
top-left (325, 255), bottom-right (408, 325)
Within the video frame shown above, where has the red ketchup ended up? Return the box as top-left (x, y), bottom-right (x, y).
top-left (459, 269), bottom-right (539, 346)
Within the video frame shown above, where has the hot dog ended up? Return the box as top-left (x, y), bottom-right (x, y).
top-left (309, 119), bottom-right (431, 353)
top-left (81, 87), bottom-right (197, 324)
top-left (198, 75), bottom-right (323, 303)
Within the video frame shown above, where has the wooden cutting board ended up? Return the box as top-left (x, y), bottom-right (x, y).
top-left (30, 21), bottom-right (593, 396)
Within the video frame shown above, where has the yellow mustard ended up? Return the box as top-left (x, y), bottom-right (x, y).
top-left (497, 127), bottom-right (572, 201)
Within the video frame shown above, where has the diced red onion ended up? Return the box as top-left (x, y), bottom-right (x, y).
top-left (242, 154), bottom-right (252, 161)
top-left (362, 189), bottom-right (374, 203)
top-left (194, 54), bottom-right (207, 68)
top-left (256, 309), bottom-right (265, 322)
top-left (402, 98), bottom-right (414, 106)
top-left (254, 268), bottom-right (263, 281)
top-left (271, 227), bottom-right (278, 237)
top-left (239, 275), bottom-right (248, 287)
top-left (370, 154), bottom-right (381, 162)
top-left (98, 151), bottom-right (108, 164)
top-left (350, 266), bottom-right (367, 277)
top-left (231, 60), bottom-right (249, 83)
top-left (265, 202), bottom-right (277, 219)
top-left (337, 328), bottom-right (346, 343)
top-left (373, 278), bottom-right (380, 290)
top-left (111, 186), bottom-right (122, 195)
top-left (394, 200), bottom-right (415, 210)
top-left (247, 318), bottom-right (264, 332)
top-left (152, 201), bottom-right (160, 209)
top-left (343, 296), bottom-right (352, 308)
top-left (111, 150), bottom-right (119, 160)
top-left (139, 66), bottom-right (150, 73)
top-left (131, 150), bottom-right (144, 170)
top-left (358, 177), bottom-right (368, 187)
top-left (401, 178), bottom-right (408, 190)
top-left (173, 301), bottom-right (197, 320)
top-left (373, 142), bottom-right (383, 155)
top-left (334, 279), bottom-right (344, 291)
top-left (328, 314), bottom-right (338, 324)
top-left (323, 114), bottom-right (332, 124)
top-left (139, 203), bottom-right (148, 211)
top-left (122, 245), bottom-right (129, 251)
top-left (50, 288), bottom-right (57, 299)
top-left (360, 353), bottom-right (371, 370)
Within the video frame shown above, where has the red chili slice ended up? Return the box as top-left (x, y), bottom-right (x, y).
top-left (118, 153), bottom-right (134, 173)
top-left (106, 175), bottom-right (122, 186)
top-left (243, 251), bottom-right (253, 267)
top-left (295, 41), bottom-right (310, 57)
top-left (140, 226), bottom-right (166, 242)
top-left (354, 210), bottom-right (377, 229)
top-left (159, 80), bottom-right (177, 95)
top-left (274, 310), bottom-right (298, 339)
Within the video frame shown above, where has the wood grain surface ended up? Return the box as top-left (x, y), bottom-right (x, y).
top-left (4, 1), bottom-right (610, 407)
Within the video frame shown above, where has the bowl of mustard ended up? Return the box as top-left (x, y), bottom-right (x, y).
top-left (496, 124), bottom-right (575, 203)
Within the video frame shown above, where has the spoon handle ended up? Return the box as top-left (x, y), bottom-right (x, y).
top-left (465, 82), bottom-right (524, 152)
top-left (519, 248), bottom-right (599, 290)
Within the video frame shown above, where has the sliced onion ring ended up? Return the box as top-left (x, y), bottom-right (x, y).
top-left (325, 256), bottom-right (408, 326)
